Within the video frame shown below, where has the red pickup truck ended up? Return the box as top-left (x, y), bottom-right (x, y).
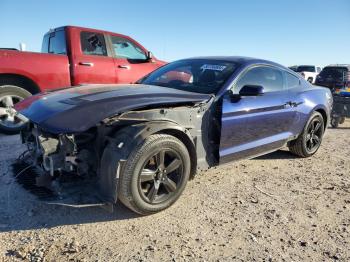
top-left (0, 26), bottom-right (165, 133)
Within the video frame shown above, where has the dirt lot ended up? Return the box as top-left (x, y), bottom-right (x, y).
top-left (0, 121), bottom-right (349, 262)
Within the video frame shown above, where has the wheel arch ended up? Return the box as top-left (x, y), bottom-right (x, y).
top-left (126, 121), bottom-right (197, 179)
top-left (314, 107), bottom-right (328, 130)
top-left (0, 73), bottom-right (41, 94)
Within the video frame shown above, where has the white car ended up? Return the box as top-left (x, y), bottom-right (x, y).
top-left (289, 65), bottom-right (322, 84)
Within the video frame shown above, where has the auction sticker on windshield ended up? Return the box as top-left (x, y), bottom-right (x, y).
top-left (200, 64), bottom-right (227, 71)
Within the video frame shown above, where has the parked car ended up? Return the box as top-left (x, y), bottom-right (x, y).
top-left (0, 26), bottom-right (165, 133)
top-left (289, 65), bottom-right (322, 83)
top-left (315, 64), bottom-right (350, 93)
top-left (15, 57), bottom-right (332, 215)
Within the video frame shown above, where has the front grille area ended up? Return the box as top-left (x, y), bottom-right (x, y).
top-left (12, 161), bottom-right (56, 200)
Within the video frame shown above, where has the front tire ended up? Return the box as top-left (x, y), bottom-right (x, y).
top-left (0, 85), bottom-right (31, 134)
top-left (118, 134), bottom-right (191, 215)
top-left (289, 111), bottom-right (324, 157)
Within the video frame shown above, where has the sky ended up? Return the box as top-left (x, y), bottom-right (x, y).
top-left (0, 0), bottom-right (349, 67)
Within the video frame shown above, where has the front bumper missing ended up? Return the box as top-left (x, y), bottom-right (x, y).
top-left (12, 160), bottom-right (113, 212)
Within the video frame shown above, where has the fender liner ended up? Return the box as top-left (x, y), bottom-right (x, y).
top-left (98, 121), bottom-right (196, 203)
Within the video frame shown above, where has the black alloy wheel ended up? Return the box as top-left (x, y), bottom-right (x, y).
top-left (113, 134), bottom-right (191, 215)
top-left (289, 111), bottom-right (324, 158)
top-left (304, 116), bottom-right (323, 154)
top-left (138, 149), bottom-right (184, 204)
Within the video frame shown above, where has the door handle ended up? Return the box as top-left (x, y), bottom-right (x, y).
top-left (118, 65), bottom-right (130, 69)
top-left (79, 62), bottom-right (94, 67)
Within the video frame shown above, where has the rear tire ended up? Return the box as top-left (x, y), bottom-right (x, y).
top-left (117, 134), bottom-right (191, 215)
top-left (289, 111), bottom-right (324, 157)
top-left (0, 85), bottom-right (31, 134)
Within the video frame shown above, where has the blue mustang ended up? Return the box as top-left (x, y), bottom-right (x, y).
top-left (16, 57), bottom-right (332, 215)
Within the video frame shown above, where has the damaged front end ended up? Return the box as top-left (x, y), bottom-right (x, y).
top-left (21, 125), bottom-right (95, 177)
top-left (16, 124), bottom-right (105, 207)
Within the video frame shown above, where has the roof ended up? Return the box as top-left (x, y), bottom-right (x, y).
top-left (325, 64), bottom-right (350, 69)
top-left (44, 25), bottom-right (131, 39)
top-left (179, 56), bottom-right (289, 71)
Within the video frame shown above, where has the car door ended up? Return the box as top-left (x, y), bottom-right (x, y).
top-left (109, 35), bottom-right (159, 84)
top-left (284, 72), bottom-right (308, 136)
top-left (219, 65), bottom-right (295, 164)
top-left (71, 31), bottom-right (117, 85)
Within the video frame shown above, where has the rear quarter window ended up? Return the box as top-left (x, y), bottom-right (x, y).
top-left (286, 73), bottom-right (300, 89)
top-left (41, 30), bottom-right (67, 55)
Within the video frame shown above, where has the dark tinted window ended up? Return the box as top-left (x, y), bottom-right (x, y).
top-left (141, 59), bottom-right (238, 94)
top-left (236, 66), bottom-right (284, 93)
top-left (296, 66), bottom-right (315, 72)
top-left (111, 36), bottom-right (147, 60)
top-left (80, 32), bottom-right (107, 56)
top-left (286, 73), bottom-right (300, 89)
top-left (41, 30), bottom-right (67, 55)
top-left (319, 67), bottom-right (348, 80)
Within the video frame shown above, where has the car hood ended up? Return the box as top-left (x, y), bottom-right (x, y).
top-left (16, 84), bottom-right (211, 134)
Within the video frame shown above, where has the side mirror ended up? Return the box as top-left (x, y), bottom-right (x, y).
top-left (239, 85), bottom-right (264, 96)
top-left (147, 51), bottom-right (154, 61)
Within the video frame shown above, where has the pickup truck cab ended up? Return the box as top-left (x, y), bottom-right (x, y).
top-left (289, 65), bottom-right (322, 84)
top-left (0, 26), bottom-right (165, 133)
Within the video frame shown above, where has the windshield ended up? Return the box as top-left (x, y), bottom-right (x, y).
top-left (296, 66), bottom-right (315, 72)
top-left (140, 59), bottom-right (238, 94)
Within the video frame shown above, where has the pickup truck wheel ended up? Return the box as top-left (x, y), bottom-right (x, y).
top-left (118, 134), bottom-right (190, 215)
top-left (289, 111), bottom-right (324, 157)
top-left (0, 85), bottom-right (31, 134)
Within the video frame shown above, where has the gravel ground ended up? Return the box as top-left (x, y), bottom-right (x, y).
top-left (0, 120), bottom-right (349, 262)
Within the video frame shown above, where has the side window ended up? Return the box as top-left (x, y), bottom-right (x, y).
top-left (42, 30), bottom-right (67, 55)
top-left (111, 36), bottom-right (147, 60)
top-left (286, 73), bottom-right (300, 89)
top-left (235, 66), bottom-right (284, 93)
top-left (41, 34), bottom-right (49, 53)
top-left (80, 31), bottom-right (107, 56)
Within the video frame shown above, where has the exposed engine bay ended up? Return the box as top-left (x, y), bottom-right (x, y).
top-left (21, 125), bottom-right (96, 177)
